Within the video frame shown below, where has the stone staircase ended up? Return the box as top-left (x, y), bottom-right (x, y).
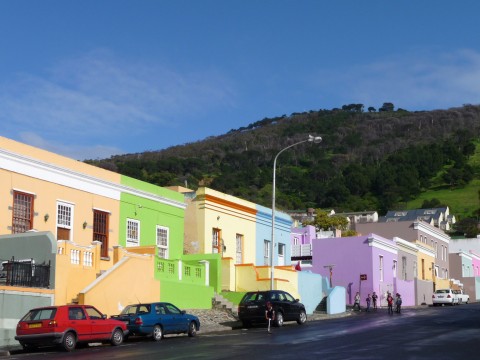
top-left (213, 293), bottom-right (238, 318)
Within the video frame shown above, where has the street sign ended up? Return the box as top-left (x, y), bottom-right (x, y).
top-left (360, 274), bottom-right (367, 281)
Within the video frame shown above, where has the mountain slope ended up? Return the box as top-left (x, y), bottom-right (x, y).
top-left (86, 105), bottom-right (480, 219)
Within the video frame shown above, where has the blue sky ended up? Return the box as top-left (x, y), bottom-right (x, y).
top-left (1, 1), bottom-right (479, 160)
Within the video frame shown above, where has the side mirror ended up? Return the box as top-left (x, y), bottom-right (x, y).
top-left (102, 314), bottom-right (107, 319)
top-left (181, 310), bottom-right (186, 315)
top-left (295, 299), bottom-right (300, 303)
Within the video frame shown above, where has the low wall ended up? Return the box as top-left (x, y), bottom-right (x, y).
top-left (0, 288), bottom-right (54, 347)
top-left (415, 278), bottom-right (433, 305)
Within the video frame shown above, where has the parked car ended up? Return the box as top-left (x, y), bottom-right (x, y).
top-left (432, 289), bottom-right (458, 306)
top-left (237, 290), bottom-right (307, 328)
top-left (15, 305), bottom-right (128, 352)
top-left (112, 302), bottom-right (200, 341)
top-left (453, 289), bottom-right (469, 304)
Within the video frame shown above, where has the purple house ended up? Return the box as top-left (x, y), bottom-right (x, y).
top-left (312, 233), bottom-right (402, 307)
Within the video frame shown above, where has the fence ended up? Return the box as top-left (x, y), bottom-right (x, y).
top-left (0, 257), bottom-right (51, 288)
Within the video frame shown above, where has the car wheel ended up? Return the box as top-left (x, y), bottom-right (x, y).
top-left (241, 320), bottom-right (251, 328)
top-left (188, 321), bottom-right (197, 337)
top-left (297, 310), bottom-right (307, 325)
top-left (152, 325), bottom-right (163, 341)
top-left (62, 331), bottom-right (77, 352)
top-left (275, 312), bottom-right (284, 327)
top-left (111, 328), bottom-right (124, 346)
top-left (466, 298), bottom-right (469, 304)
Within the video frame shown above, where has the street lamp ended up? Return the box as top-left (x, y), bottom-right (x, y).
top-left (270, 135), bottom-right (322, 290)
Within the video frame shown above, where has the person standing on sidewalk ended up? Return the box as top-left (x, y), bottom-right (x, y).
top-left (395, 293), bottom-right (402, 313)
top-left (353, 292), bottom-right (361, 311)
top-left (265, 302), bottom-right (275, 333)
top-left (372, 292), bottom-right (378, 310)
top-left (366, 294), bottom-right (371, 312)
top-left (387, 292), bottom-right (394, 314)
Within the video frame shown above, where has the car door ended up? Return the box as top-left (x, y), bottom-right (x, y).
top-left (280, 291), bottom-right (299, 320)
top-left (85, 306), bottom-right (110, 341)
top-left (67, 307), bottom-right (91, 342)
top-left (164, 303), bottom-right (185, 332)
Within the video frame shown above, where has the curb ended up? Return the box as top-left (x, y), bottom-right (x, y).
top-left (0, 350), bottom-right (10, 357)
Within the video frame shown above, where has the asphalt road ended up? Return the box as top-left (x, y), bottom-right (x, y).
top-left (4, 303), bottom-right (480, 360)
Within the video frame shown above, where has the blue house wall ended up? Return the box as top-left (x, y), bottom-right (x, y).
top-left (255, 205), bottom-right (292, 266)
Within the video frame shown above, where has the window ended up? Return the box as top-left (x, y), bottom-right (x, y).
top-left (93, 209), bottom-right (109, 258)
top-left (264, 240), bottom-right (270, 265)
top-left (212, 228), bottom-right (221, 254)
top-left (435, 242), bottom-right (438, 259)
top-left (156, 226), bottom-right (169, 259)
top-left (414, 261), bottom-right (417, 278)
top-left (12, 191), bottom-right (34, 233)
top-left (393, 260), bottom-right (397, 278)
top-left (293, 237), bottom-right (299, 245)
top-left (235, 234), bottom-right (243, 264)
top-left (379, 255), bottom-right (384, 281)
top-left (278, 243), bottom-right (285, 266)
top-left (126, 219), bottom-right (140, 247)
top-left (421, 259), bottom-right (425, 280)
top-left (402, 256), bottom-right (407, 280)
top-left (57, 202), bottom-right (73, 241)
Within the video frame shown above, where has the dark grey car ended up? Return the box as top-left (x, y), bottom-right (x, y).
top-left (237, 290), bottom-right (307, 327)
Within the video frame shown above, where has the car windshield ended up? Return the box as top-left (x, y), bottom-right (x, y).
top-left (120, 304), bottom-right (151, 315)
top-left (436, 290), bottom-right (449, 294)
top-left (21, 308), bottom-right (56, 321)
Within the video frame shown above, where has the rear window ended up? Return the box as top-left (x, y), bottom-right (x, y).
top-left (241, 292), bottom-right (266, 303)
top-left (21, 308), bottom-right (56, 321)
top-left (120, 304), bottom-right (151, 315)
top-left (435, 290), bottom-right (449, 294)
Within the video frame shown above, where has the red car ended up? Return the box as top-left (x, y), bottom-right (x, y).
top-left (15, 304), bottom-right (128, 352)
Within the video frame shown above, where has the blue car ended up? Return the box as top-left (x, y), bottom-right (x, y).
top-left (112, 302), bottom-right (200, 341)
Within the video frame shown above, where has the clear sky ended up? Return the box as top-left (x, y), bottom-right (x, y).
top-left (1, 0), bottom-right (479, 160)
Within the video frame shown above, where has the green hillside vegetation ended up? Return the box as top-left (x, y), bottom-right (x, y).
top-left (86, 104), bottom-right (480, 236)
top-left (407, 141), bottom-right (480, 218)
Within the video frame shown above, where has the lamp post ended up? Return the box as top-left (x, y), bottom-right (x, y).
top-left (270, 135), bottom-right (322, 290)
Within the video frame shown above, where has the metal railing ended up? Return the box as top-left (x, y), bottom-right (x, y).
top-left (0, 257), bottom-right (51, 288)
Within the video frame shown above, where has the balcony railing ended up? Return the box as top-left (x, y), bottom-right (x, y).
top-left (0, 258), bottom-right (51, 288)
top-left (291, 244), bottom-right (312, 257)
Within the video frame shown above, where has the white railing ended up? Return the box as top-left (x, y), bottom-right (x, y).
top-left (291, 244), bottom-right (312, 257)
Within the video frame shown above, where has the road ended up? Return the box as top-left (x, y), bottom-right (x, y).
top-left (5, 303), bottom-right (480, 360)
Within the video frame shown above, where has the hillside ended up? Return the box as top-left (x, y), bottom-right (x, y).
top-left (86, 104), bottom-right (480, 223)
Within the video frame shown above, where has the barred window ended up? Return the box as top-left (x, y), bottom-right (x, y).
top-left (12, 191), bottom-right (34, 233)
top-left (93, 210), bottom-right (109, 258)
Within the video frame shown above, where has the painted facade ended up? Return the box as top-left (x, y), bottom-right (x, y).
top-left (311, 233), bottom-right (399, 307)
top-left (0, 136), bottom-right (217, 347)
top-left (356, 220), bottom-right (450, 290)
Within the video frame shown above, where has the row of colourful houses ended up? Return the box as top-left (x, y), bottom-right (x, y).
top-left (292, 219), bottom-right (480, 308)
top-left (0, 136), bottom-right (336, 347)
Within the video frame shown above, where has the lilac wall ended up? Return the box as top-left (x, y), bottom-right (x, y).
top-left (291, 225), bottom-right (316, 245)
top-left (311, 233), bottom-right (398, 306)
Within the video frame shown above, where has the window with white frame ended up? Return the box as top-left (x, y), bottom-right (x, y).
top-left (435, 242), bottom-right (438, 258)
top-left (402, 256), bottom-right (407, 280)
top-left (393, 260), bottom-right (397, 278)
top-left (278, 243), bottom-right (285, 266)
top-left (379, 255), bottom-right (384, 281)
top-left (57, 201), bottom-right (73, 241)
top-left (293, 237), bottom-right (299, 245)
top-left (264, 240), bottom-right (270, 265)
top-left (444, 246), bottom-right (447, 261)
top-left (126, 219), bottom-right (140, 247)
top-left (235, 234), bottom-right (243, 264)
top-left (156, 225), bottom-right (169, 259)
